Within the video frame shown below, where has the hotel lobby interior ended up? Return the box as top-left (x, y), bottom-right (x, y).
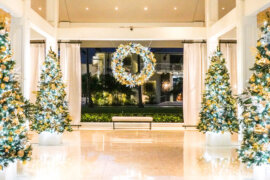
top-left (0, 0), bottom-right (269, 180)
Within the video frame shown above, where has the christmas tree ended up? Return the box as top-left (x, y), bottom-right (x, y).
top-left (31, 49), bottom-right (72, 134)
top-left (238, 20), bottom-right (270, 167)
top-left (197, 48), bottom-right (239, 133)
top-left (0, 19), bottom-right (32, 170)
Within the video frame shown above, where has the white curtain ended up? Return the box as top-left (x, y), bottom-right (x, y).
top-left (29, 43), bottom-right (45, 103)
top-left (60, 43), bottom-right (81, 125)
top-left (183, 43), bottom-right (207, 126)
top-left (220, 43), bottom-right (238, 95)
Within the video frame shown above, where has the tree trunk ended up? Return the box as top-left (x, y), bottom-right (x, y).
top-left (137, 55), bottom-right (144, 108)
top-left (86, 49), bottom-right (94, 107)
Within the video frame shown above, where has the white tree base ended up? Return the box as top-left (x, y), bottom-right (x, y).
top-left (206, 132), bottom-right (231, 146)
top-left (253, 165), bottom-right (270, 180)
top-left (203, 146), bottom-right (232, 160)
top-left (39, 132), bottom-right (63, 146)
top-left (0, 161), bottom-right (17, 180)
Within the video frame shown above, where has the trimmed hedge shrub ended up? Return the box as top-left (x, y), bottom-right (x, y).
top-left (81, 113), bottom-right (183, 123)
top-left (81, 106), bottom-right (182, 114)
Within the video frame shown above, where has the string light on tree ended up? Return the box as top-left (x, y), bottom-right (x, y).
top-left (197, 48), bottom-right (239, 134)
top-left (31, 49), bottom-right (72, 134)
top-left (238, 19), bottom-right (270, 167)
top-left (0, 18), bottom-right (32, 170)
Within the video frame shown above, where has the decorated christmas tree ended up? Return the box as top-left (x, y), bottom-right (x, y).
top-left (31, 49), bottom-right (72, 134)
top-left (0, 19), bottom-right (32, 170)
top-left (197, 48), bottom-right (239, 133)
top-left (238, 20), bottom-right (270, 167)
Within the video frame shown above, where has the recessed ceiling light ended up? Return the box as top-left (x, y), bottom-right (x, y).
top-left (115, 6), bottom-right (119, 11)
top-left (38, 7), bottom-right (42, 11)
top-left (222, 7), bottom-right (225, 10)
top-left (174, 7), bottom-right (177, 10)
top-left (85, 7), bottom-right (89, 10)
top-left (144, 7), bottom-right (148, 11)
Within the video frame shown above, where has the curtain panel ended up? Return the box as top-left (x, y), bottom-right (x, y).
top-left (29, 43), bottom-right (45, 103)
top-left (183, 43), bottom-right (207, 126)
top-left (60, 43), bottom-right (81, 125)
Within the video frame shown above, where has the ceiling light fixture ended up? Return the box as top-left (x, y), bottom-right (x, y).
top-left (115, 6), bottom-right (119, 11)
top-left (174, 7), bottom-right (177, 10)
top-left (144, 7), bottom-right (148, 11)
top-left (85, 7), bottom-right (89, 10)
top-left (38, 7), bottom-right (42, 11)
top-left (222, 7), bottom-right (225, 10)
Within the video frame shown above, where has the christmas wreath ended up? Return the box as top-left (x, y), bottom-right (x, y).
top-left (111, 43), bottom-right (156, 87)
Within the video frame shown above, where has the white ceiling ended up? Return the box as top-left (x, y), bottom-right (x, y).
top-left (59, 0), bottom-right (205, 23)
top-left (31, 0), bottom-right (235, 23)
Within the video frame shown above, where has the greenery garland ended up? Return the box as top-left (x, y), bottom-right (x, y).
top-left (111, 43), bottom-right (156, 87)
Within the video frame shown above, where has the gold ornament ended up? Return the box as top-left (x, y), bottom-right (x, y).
top-left (1, 64), bottom-right (6, 70)
top-left (3, 76), bottom-right (9, 82)
top-left (0, 45), bottom-right (6, 52)
top-left (3, 105), bottom-right (8, 110)
top-left (51, 84), bottom-right (56, 90)
top-left (17, 150), bottom-right (24, 157)
top-left (8, 137), bottom-right (13, 142)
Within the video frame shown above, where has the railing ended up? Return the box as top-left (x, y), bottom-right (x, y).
top-left (141, 63), bottom-right (182, 72)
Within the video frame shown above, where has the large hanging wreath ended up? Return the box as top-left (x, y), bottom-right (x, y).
top-left (111, 43), bottom-right (156, 87)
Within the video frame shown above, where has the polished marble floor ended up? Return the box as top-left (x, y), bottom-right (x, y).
top-left (12, 130), bottom-right (257, 180)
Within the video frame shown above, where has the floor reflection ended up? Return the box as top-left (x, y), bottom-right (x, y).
top-left (14, 130), bottom-right (256, 179)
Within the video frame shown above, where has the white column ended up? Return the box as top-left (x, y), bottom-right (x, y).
top-left (205, 0), bottom-right (219, 27)
top-left (10, 0), bottom-right (31, 98)
top-left (207, 37), bottom-right (219, 65)
top-left (45, 0), bottom-right (59, 53)
top-left (46, 36), bottom-right (58, 53)
top-left (10, 17), bottom-right (24, 85)
top-left (22, 0), bottom-right (31, 99)
top-left (205, 0), bottom-right (219, 62)
top-left (22, 18), bottom-right (31, 99)
top-left (236, 0), bottom-right (257, 94)
top-left (46, 0), bottom-right (59, 28)
top-left (236, 0), bottom-right (257, 142)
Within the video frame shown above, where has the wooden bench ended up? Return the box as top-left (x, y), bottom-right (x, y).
top-left (112, 116), bottom-right (153, 130)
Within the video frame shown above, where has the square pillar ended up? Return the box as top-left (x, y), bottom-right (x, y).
top-left (10, 16), bottom-right (31, 99)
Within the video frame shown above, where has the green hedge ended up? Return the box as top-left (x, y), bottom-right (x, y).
top-left (82, 106), bottom-right (182, 114)
top-left (81, 113), bottom-right (183, 123)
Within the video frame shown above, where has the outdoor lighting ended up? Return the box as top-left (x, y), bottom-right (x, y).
top-left (162, 81), bottom-right (171, 92)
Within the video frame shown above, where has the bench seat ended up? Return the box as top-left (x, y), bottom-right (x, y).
top-left (112, 116), bottom-right (153, 122)
top-left (112, 116), bottom-right (153, 130)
